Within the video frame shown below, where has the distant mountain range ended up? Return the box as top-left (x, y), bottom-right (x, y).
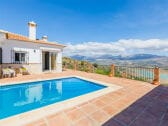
top-left (70, 54), bottom-right (166, 61)
top-left (69, 54), bottom-right (168, 67)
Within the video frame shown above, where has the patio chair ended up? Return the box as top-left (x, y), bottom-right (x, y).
top-left (8, 68), bottom-right (16, 77)
top-left (8, 66), bottom-right (16, 77)
top-left (2, 68), bottom-right (10, 78)
top-left (20, 67), bottom-right (29, 75)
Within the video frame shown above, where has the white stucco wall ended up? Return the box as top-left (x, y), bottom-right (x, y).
top-left (0, 37), bottom-right (63, 73)
top-left (2, 40), bottom-right (41, 63)
top-left (0, 33), bottom-right (5, 39)
top-left (0, 32), bottom-right (6, 47)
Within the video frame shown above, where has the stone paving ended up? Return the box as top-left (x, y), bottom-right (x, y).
top-left (0, 70), bottom-right (168, 126)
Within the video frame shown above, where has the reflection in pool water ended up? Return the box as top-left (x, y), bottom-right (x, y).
top-left (13, 80), bottom-right (63, 106)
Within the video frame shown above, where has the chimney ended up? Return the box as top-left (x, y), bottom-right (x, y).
top-left (28, 21), bottom-right (37, 40)
top-left (42, 35), bottom-right (48, 41)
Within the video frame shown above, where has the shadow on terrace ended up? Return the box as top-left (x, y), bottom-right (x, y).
top-left (103, 85), bottom-right (168, 126)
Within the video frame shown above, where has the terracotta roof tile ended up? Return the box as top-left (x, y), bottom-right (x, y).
top-left (2, 31), bottom-right (66, 47)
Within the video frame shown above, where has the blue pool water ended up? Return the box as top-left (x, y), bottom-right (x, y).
top-left (0, 77), bottom-right (106, 119)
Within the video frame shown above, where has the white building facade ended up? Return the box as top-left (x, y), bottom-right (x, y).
top-left (0, 22), bottom-right (65, 74)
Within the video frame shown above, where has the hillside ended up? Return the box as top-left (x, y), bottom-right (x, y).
top-left (63, 57), bottom-right (111, 75)
top-left (63, 57), bottom-right (94, 72)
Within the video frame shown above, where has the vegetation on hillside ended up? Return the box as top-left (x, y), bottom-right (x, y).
top-left (62, 57), bottom-right (110, 75)
top-left (94, 65), bottom-right (111, 75)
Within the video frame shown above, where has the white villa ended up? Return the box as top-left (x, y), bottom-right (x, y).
top-left (0, 21), bottom-right (65, 74)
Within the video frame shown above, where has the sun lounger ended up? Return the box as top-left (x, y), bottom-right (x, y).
top-left (2, 68), bottom-right (16, 78)
top-left (2, 68), bottom-right (10, 78)
top-left (20, 67), bottom-right (29, 75)
top-left (8, 69), bottom-right (16, 77)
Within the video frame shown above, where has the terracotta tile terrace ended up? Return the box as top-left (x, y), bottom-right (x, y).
top-left (0, 70), bottom-right (168, 126)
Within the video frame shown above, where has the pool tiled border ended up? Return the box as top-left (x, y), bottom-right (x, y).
top-left (0, 75), bottom-right (121, 126)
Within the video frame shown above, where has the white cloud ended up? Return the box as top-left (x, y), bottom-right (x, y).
top-left (63, 39), bottom-right (168, 57)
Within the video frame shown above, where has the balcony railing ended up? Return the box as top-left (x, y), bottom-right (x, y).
top-left (114, 66), bottom-right (154, 82)
top-left (63, 61), bottom-right (160, 85)
top-left (109, 64), bottom-right (160, 84)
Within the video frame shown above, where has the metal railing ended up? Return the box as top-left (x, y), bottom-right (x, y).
top-left (63, 61), bottom-right (160, 84)
top-left (114, 66), bottom-right (155, 83)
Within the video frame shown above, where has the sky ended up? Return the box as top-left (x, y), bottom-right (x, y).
top-left (0, 0), bottom-right (168, 57)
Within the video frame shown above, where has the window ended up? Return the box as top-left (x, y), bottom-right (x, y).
top-left (14, 52), bottom-right (27, 63)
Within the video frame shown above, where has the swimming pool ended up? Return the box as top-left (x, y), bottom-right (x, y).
top-left (0, 77), bottom-right (106, 119)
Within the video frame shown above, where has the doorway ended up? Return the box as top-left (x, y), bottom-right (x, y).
top-left (42, 51), bottom-right (57, 71)
top-left (51, 53), bottom-right (56, 70)
top-left (42, 51), bottom-right (49, 71)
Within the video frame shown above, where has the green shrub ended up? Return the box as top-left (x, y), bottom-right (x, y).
top-left (93, 63), bottom-right (98, 68)
top-left (95, 68), bottom-right (110, 75)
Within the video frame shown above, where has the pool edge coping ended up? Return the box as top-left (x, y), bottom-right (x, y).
top-left (0, 75), bottom-right (122, 126)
